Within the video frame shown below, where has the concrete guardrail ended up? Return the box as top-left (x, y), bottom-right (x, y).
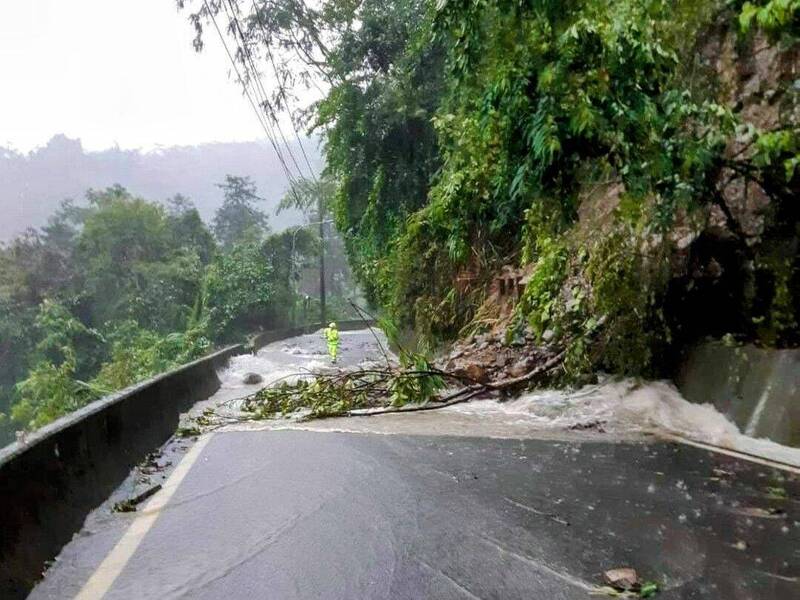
top-left (677, 341), bottom-right (800, 448)
top-left (0, 318), bottom-right (374, 598)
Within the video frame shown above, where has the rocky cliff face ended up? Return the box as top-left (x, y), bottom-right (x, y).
top-left (697, 24), bottom-right (799, 348)
top-left (488, 14), bottom-right (800, 379)
top-left (708, 26), bottom-right (799, 241)
top-left (569, 20), bottom-right (800, 361)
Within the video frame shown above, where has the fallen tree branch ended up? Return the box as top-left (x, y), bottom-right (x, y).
top-left (239, 347), bottom-right (566, 422)
top-left (112, 484), bottom-right (162, 513)
top-left (346, 385), bottom-right (488, 417)
top-left (345, 350), bottom-right (566, 418)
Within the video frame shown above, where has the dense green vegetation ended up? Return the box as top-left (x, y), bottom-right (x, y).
top-left (4, 0), bottom-right (797, 441)
top-left (0, 180), bottom-right (351, 441)
top-left (185, 0), bottom-right (799, 380)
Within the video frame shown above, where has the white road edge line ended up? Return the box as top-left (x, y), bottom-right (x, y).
top-left (75, 433), bottom-right (214, 600)
top-left (661, 433), bottom-right (800, 474)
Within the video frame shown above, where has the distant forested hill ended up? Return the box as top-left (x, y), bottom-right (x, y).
top-left (0, 135), bottom-right (322, 240)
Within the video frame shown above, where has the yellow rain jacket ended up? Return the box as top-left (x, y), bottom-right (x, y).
top-left (323, 324), bottom-right (340, 361)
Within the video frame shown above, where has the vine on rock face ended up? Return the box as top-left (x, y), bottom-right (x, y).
top-left (176, 0), bottom-right (800, 380)
top-left (381, 0), bottom-right (798, 376)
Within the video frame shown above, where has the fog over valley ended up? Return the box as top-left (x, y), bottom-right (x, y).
top-left (0, 134), bottom-right (322, 240)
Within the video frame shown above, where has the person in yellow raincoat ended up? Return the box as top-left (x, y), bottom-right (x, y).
top-left (323, 322), bottom-right (340, 363)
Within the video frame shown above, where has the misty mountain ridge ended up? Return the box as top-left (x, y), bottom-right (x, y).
top-left (0, 134), bottom-right (323, 241)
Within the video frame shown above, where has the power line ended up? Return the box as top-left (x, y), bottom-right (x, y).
top-left (249, 0), bottom-right (319, 181)
top-left (201, 0), bottom-right (301, 191)
top-left (223, 0), bottom-right (316, 184)
top-left (203, 0), bottom-right (327, 323)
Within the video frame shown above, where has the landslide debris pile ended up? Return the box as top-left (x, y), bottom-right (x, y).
top-left (440, 330), bottom-right (560, 385)
top-left (241, 330), bottom-right (564, 421)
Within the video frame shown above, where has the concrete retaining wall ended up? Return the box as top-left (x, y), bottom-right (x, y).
top-left (0, 344), bottom-right (243, 598)
top-left (677, 342), bottom-right (800, 447)
top-left (0, 319), bottom-right (378, 597)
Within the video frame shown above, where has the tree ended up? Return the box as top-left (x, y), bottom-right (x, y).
top-left (204, 239), bottom-right (276, 339)
top-left (0, 182), bottom-right (259, 440)
top-left (10, 300), bottom-right (103, 430)
top-left (180, 0), bottom-right (800, 377)
top-left (212, 175), bottom-right (270, 248)
top-left (179, 0), bottom-right (444, 308)
top-left (278, 174), bottom-right (362, 322)
top-left (262, 228), bottom-right (318, 324)
top-left (278, 175), bottom-right (335, 223)
top-left (166, 194), bottom-right (217, 265)
top-left (91, 320), bottom-right (211, 392)
top-left (0, 296), bottom-right (36, 440)
top-left (76, 186), bottom-right (209, 333)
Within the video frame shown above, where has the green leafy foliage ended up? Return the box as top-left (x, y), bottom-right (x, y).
top-left (246, 377), bottom-right (375, 419)
top-left (739, 0), bottom-right (800, 38)
top-left (203, 239), bottom-right (276, 340)
top-left (10, 300), bottom-right (104, 430)
top-left (11, 347), bottom-right (97, 431)
top-left (76, 186), bottom-right (206, 332)
top-left (221, 0), bottom-right (795, 376)
top-left (389, 353), bottom-right (445, 407)
top-left (0, 173), bottom-right (350, 439)
top-left (517, 236), bottom-right (569, 343)
top-left (244, 357), bottom-right (445, 419)
top-left (359, 0), bottom-right (739, 362)
top-left (9, 0), bottom-right (800, 437)
top-left (91, 321), bottom-right (211, 391)
top-left (320, 1), bottom-right (446, 309)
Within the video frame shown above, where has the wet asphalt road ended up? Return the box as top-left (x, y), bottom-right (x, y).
top-left (31, 430), bottom-right (800, 599)
top-left (28, 330), bottom-right (800, 599)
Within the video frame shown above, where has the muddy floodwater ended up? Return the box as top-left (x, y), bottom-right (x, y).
top-left (214, 329), bottom-right (800, 468)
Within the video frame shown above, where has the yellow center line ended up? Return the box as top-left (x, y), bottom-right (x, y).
top-left (75, 433), bottom-right (214, 600)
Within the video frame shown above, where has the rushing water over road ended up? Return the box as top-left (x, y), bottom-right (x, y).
top-left (215, 329), bottom-right (800, 468)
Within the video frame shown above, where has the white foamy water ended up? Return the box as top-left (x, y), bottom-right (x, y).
top-left (207, 329), bottom-right (800, 468)
top-left (219, 353), bottom-right (326, 390)
top-left (446, 379), bottom-right (800, 467)
top-left (207, 329), bottom-right (392, 415)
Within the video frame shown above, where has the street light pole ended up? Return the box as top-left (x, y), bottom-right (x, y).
top-left (288, 187), bottom-right (331, 327)
top-left (318, 192), bottom-right (326, 326)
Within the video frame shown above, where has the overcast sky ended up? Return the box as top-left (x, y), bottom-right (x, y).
top-left (0, 0), bottom-right (269, 153)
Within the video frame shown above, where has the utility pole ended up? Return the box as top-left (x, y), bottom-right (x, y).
top-left (318, 189), bottom-right (326, 325)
